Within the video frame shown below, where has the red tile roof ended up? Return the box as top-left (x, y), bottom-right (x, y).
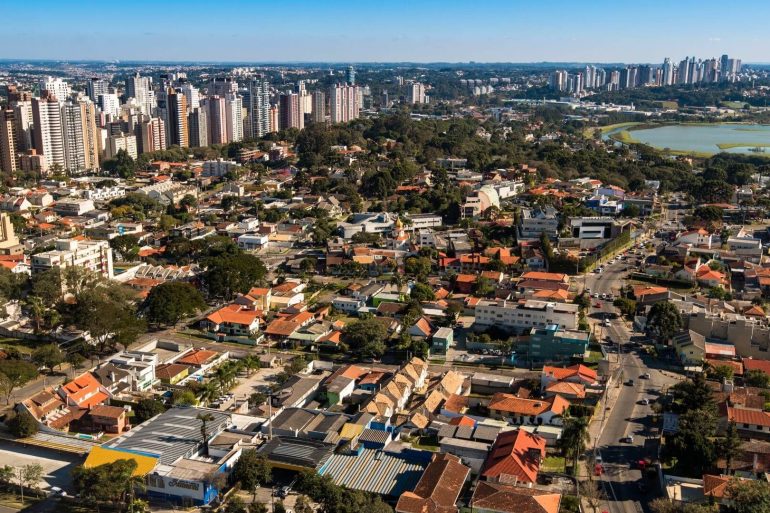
top-left (395, 453), bottom-right (470, 513)
top-left (206, 304), bottom-right (261, 326)
top-left (744, 359), bottom-right (770, 375)
top-left (177, 349), bottom-right (219, 367)
top-left (489, 393), bottom-right (570, 417)
top-left (471, 481), bottom-right (561, 513)
top-left (482, 429), bottom-right (546, 484)
top-left (727, 406), bottom-right (770, 427)
top-left (541, 364), bottom-right (598, 384)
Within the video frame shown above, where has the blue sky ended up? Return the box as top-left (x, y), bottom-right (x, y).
top-left (3, 0), bottom-right (770, 63)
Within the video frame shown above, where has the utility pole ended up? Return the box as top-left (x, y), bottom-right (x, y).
top-left (17, 467), bottom-right (23, 504)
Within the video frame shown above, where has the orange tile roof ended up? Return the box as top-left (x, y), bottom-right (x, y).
top-left (633, 285), bottom-right (669, 297)
top-left (448, 415), bottom-right (476, 427)
top-left (744, 359), bottom-right (770, 375)
top-left (520, 271), bottom-right (567, 282)
top-left (264, 319), bottom-right (300, 337)
top-left (396, 453), bottom-right (470, 513)
top-left (455, 274), bottom-right (477, 283)
top-left (533, 289), bottom-right (570, 301)
top-left (155, 363), bottom-right (189, 381)
top-left (727, 406), bottom-right (770, 427)
top-left (488, 393), bottom-right (570, 416)
top-left (482, 429), bottom-right (546, 483)
top-left (60, 372), bottom-right (106, 407)
top-left (544, 381), bottom-right (586, 399)
top-left (206, 304), bottom-right (261, 326)
top-left (177, 349), bottom-right (219, 366)
top-left (703, 475), bottom-right (731, 498)
top-left (471, 481), bottom-right (561, 513)
top-left (541, 364), bottom-right (598, 383)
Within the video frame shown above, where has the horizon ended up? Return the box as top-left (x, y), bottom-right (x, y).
top-left (3, 0), bottom-right (770, 63)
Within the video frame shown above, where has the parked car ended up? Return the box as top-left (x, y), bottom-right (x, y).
top-left (639, 398), bottom-right (650, 405)
top-left (621, 435), bottom-right (634, 443)
top-left (639, 373), bottom-right (651, 379)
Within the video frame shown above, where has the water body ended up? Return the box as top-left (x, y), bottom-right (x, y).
top-left (604, 123), bottom-right (770, 155)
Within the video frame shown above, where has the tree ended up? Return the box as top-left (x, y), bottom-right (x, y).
top-left (718, 421), bottom-right (742, 475)
top-left (134, 398), bottom-right (167, 423)
top-left (224, 496), bottom-right (248, 513)
top-left (249, 503), bottom-right (269, 513)
top-left (7, 411), bottom-right (39, 438)
top-left (0, 360), bottom-right (37, 404)
top-left (410, 282), bottom-right (435, 302)
top-left (646, 301), bottom-right (683, 343)
top-left (746, 369), bottom-right (770, 388)
top-left (0, 465), bottom-right (13, 486)
top-left (172, 389), bottom-right (197, 406)
top-left (203, 254), bottom-right (267, 300)
top-left (144, 281), bottom-right (206, 326)
top-left (708, 364), bottom-right (734, 381)
top-left (102, 149), bottom-right (138, 179)
top-left (230, 449), bottom-right (271, 501)
top-left (197, 412), bottom-right (215, 456)
top-left (663, 408), bottom-right (717, 477)
top-left (32, 344), bottom-right (63, 372)
top-left (294, 495), bottom-right (314, 513)
top-left (341, 318), bottom-right (388, 359)
top-left (20, 464), bottom-right (43, 491)
top-left (726, 479), bottom-right (770, 513)
top-left (248, 392), bottom-right (267, 408)
top-left (404, 256), bottom-right (431, 279)
top-left (274, 502), bottom-right (287, 513)
top-left (559, 415), bottom-right (589, 474)
top-left (109, 235), bottom-right (140, 261)
top-left (671, 373), bottom-right (716, 414)
top-left (72, 459), bottom-right (139, 503)
top-left (613, 297), bottom-right (637, 317)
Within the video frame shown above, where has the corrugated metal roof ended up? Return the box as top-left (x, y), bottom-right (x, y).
top-left (320, 448), bottom-right (426, 496)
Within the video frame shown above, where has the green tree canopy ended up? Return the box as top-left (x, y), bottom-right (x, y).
top-left (341, 318), bottom-right (388, 359)
top-left (646, 301), bottom-right (683, 342)
top-left (144, 281), bottom-right (206, 326)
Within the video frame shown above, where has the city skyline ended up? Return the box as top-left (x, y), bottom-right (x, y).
top-left (3, 0), bottom-right (770, 63)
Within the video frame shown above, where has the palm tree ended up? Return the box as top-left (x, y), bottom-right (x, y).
top-left (197, 412), bottom-right (215, 456)
top-left (24, 296), bottom-right (45, 334)
top-left (559, 415), bottom-right (590, 475)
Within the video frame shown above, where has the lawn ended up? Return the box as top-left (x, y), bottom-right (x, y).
top-left (0, 337), bottom-right (49, 356)
top-left (585, 351), bottom-right (603, 365)
top-left (541, 455), bottom-right (566, 473)
top-left (716, 142), bottom-right (770, 150)
top-left (0, 491), bottom-right (41, 511)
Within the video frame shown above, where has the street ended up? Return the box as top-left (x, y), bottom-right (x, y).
top-left (585, 254), bottom-right (682, 513)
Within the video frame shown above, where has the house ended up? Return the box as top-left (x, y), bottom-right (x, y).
top-left (154, 363), bottom-right (190, 385)
top-left (543, 381), bottom-right (585, 401)
top-left (672, 330), bottom-right (706, 366)
top-left (177, 349), bottom-right (224, 370)
top-left (270, 281), bottom-right (305, 310)
top-left (408, 317), bottom-right (434, 339)
top-left (471, 481), bottom-right (561, 513)
top-left (58, 372), bottom-right (110, 409)
top-left (633, 286), bottom-right (670, 305)
top-left (432, 327), bottom-right (454, 354)
top-left (395, 453), bottom-right (470, 513)
top-left (726, 406), bottom-right (770, 437)
top-left (481, 429), bottom-right (546, 485)
top-left (203, 304), bottom-right (261, 338)
top-left (487, 393), bottom-right (570, 426)
top-left (540, 364), bottom-right (598, 389)
top-left (88, 404), bottom-right (129, 434)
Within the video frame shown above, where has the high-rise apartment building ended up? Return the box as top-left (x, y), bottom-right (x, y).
top-left (62, 99), bottom-right (99, 173)
top-left (139, 117), bottom-right (167, 154)
top-left (225, 93), bottom-right (243, 143)
top-left (247, 78), bottom-right (271, 138)
top-left (98, 93), bottom-right (121, 118)
top-left (311, 91), bottom-right (326, 123)
top-left (32, 94), bottom-right (66, 171)
top-left (0, 109), bottom-right (18, 174)
top-left (188, 108), bottom-right (208, 148)
top-left (408, 82), bottom-right (427, 104)
top-left (346, 66), bottom-right (356, 85)
top-left (662, 58), bottom-right (674, 86)
top-left (203, 96), bottom-right (227, 145)
top-left (126, 73), bottom-right (155, 115)
top-left (548, 70), bottom-right (568, 91)
top-left (32, 239), bottom-right (114, 279)
top-left (328, 84), bottom-right (359, 124)
top-left (105, 133), bottom-right (138, 160)
top-left (86, 78), bottom-right (109, 103)
top-left (181, 82), bottom-right (200, 111)
top-left (268, 106), bottom-right (279, 133)
top-left (279, 93), bottom-right (304, 130)
top-left (209, 77), bottom-right (238, 98)
top-left (40, 77), bottom-right (70, 102)
top-left (167, 88), bottom-right (189, 147)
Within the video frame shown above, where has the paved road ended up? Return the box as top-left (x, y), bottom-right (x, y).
top-left (584, 254), bottom-right (682, 513)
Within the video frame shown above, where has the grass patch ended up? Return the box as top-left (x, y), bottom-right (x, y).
top-left (585, 351), bottom-right (603, 364)
top-left (716, 142), bottom-right (770, 150)
top-left (0, 337), bottom-right (49, 356)
top-left (609, 130), bottom-right (642, 145)
top-left (0, 490), bottom-right (41, 510)
top-left (657, 101), bottom-right (678, 110)
top-left (406, 434), bottom-right (439, 452)
top-left (542, 455), bottom-right (567, 473)
top-left (582, 122), bottom-right (641, 138)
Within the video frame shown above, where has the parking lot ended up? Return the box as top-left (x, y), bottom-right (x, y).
top-left (0, 441), bottom-right (82, 490)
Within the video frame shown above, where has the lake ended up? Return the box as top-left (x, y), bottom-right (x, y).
top-left (604, 123), bottom-right (770, 155)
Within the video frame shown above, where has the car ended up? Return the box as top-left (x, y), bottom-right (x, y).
top-left (592, 293), bottom-right (599, 298)
top-left (603, 319), bottom-right (611, 327)
top-left (625, 379), bottom-right (635, 386)
top-left (639, 373), bottom-right (651, 379)
top-left (621, 435), bottom-right (634, 443)
top-left (639, 398), bottom-right (650, 405)
top-left (601, 293), bottom-right (607, 300)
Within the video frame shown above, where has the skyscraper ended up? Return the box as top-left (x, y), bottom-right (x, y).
top-left (209, 77), bottom-right (238, 97)
top-left (138, 117), bottom-right (167, 154)
top-left (86, 78), bottom-right (109, 103)
top-left (247, 78), bottom-right (271, 139)
top-left (98, 93), bottom-right (121, 118)
top-left (181, 82), bottom-right (201, 111)
top-left (126, 73), bottom-right (155, 115)
top-left (0, 109), bottom-right (18, 174)
top-left (311, 90), bottom-right (326, 123)
top-left (328, 84), bottom-right (359, 124)
top-left (40, 77), bottom-right (70, 102)
top-left (167, 88), bottom-right (189, 148)
top-left (224, 93), bottom-right (244, 143)
top-left (346, 66), bottom-right (356, 85)
top-left (662, 58), bottom-right (674, 86)
top-left (203, 96), bottom-right (227, 145)
top-left (279, 93), bottom-right (303, 130)
top-left (188, 108), bottom-right (208, 148)
top-left (32, 93), bottom-right (66, 171)
top-left (408, 82), bottom-right (427, 104)
top-left (548, 71), bottom-right (568, 91)
top-left (62, 99), bottom-right (99, 173)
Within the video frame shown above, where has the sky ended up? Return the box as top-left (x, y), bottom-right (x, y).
top-left (3, 0), bottom-right (770, 63)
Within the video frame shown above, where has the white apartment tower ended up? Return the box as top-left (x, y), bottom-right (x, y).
top-left (329, 84), bottom-right (359, 124)
top-left (225, 93), bottom-right (243, 143)
top-left (247, 78), bottom-right (271, 138)
top-left (408, 82), bottom-right (427, 104)
top-left (32, 94), bottom-right (66, 171)
top-left (40, 77), bottom-right (70, 102)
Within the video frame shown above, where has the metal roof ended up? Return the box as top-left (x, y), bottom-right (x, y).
top-left (104, 407), bottom-right (230, 465)
top-left (320, 448), bottom-right (426, 496)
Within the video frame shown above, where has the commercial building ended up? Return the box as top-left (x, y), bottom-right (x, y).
top-left (475, 300), bottom-right (578, 333)
top-left (517, 325), bottom-right (590, 366)
top-left (519, 207), bottom-right (559, 240)
top-left (31, 238), bottom-right (114, 279)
